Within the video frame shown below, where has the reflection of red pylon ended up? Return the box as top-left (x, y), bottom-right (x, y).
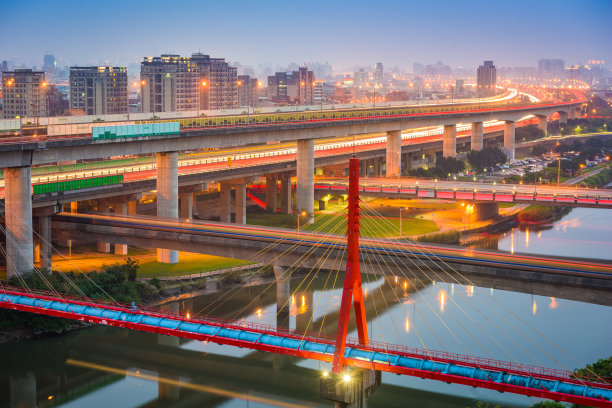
top-left (332, 154), bottom-right (368, 374)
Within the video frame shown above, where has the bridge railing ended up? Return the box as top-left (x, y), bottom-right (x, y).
top-left (3, 286), bottom-right (609, 386)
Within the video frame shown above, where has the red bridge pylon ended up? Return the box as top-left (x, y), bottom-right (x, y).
top-left (332, 154), bottom-right (369, 374)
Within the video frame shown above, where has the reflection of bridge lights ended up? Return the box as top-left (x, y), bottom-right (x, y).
top-left (439, 290), bottom-right (446, 312)
top-left (405, 318), bottom-right (410, 332)
top-left (549, 297), bottom-right (559, 310)
top-left (467, 285), bottom-right (474, 297)
top-left (525, 228), bottom-right (529, 247)
top-left (301, 295), bottom-right (305, 308)
top-left (532, 299), bottom-right (537, 315)
top-left (186, 312), bottom-right (190, 320)
top-left (256, 308), bottom-right (262, 318)
top-left (395, 276), bottom-right (398, 284)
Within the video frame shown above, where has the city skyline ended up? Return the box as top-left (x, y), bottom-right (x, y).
top-left (1, 0), bottom-right (611, 71)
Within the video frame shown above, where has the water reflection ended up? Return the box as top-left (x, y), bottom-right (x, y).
top-left (0, 272), bottom-right (610, 408)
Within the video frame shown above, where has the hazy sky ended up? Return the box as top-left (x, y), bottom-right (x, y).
top-left (1, 0), bottom-right (611, 71)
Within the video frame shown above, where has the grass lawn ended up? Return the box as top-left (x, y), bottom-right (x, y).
top-left (301, 213), bottom-right (438, 237)
top-left (136, 253), bottom-right (252, 278)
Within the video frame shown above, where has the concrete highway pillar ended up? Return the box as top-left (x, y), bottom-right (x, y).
top-left (537, 115), bottom-right (548, 135)
top-left (96, 201), bottom-right (111, 253)
top-left (179, 192), bottom-right (193, 220)
top-left (114, 202), bottom-right (129, 255)
top-left (385, 130), bottom-right (402, 177)
top-left (235, 183), bottom-right (247, 224)
top-left (266, 176), bottom-right (278, 213)
top-left (156, 151), bottom-right (179, 264)
top-left (296, 139), bottom-right (315, 223)
top-left (219, 183), bottom-right (231, 223)
top-left (10, 372), bottom-right (36, 408)
top-left (504, 120), bottom-right (516, 160)
top-left (360, 161), bottom-right (367, 177)
top-left (443, 124), bottom-right (457, 158)
top-left (280, 174), bottom-right (292, 214)
top-left (373, 157), bottom-right (382, 176)
top-left (471, 122), bottom-right (484, 151)
top-left (4, 166), bottom-right (34, 277)
top-left (569, 107), bottom-right (576, 120)
top-left (559, 111), bottom-right (568, 125)
top-left (39, 216), bottom-right (52, 271)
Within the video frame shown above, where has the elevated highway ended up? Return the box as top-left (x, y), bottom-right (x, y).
top-left (51, 213), bottom-right (612, 291)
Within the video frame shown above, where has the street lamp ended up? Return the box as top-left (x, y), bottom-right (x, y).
top-left (399, 207), bottom-right (406, 237)
top-left (297, 210), bottom-right (308, 234)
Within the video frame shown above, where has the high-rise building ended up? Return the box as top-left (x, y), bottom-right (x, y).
top-left (69, 66), bottom-right (128, 115)
top-left (268, 67), bottom-right (315, 105)
top-left (354, 69), bottom-right (368, 88)
top-left (313, 79), bottom-right (325, 104)
top-left (374, 62), bottom-right (384, 88)
top-left (43, 54), bottom-right (56, 74)
top-left (237, 75), bottom-right (261, 107)
top-left (1, 69), bottom-right (49, 119)
top-left (140, 54), bottom-right (200, 113)
top-left (191, 52), bottom-right (238, 110)
top-left (538, 59), bottom-right (565, 79)
top-left (477, 61), bottom-right (497, 96)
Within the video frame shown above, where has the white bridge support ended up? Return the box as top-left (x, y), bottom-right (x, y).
top-left (504, 120), bottom-right (515, 160)
top-left (537, 115), bottom-right (548, 135)
top-left (156, 152), bottom-right (179, 264)
top-left (4, 166), bottom-right (34, 277)
top-left (471, 122), bottom-right (484, 151)
top-left (385, 130), bottom-right (402, 177)
top-left (297, 139), bottom-right (315, 223)
top-left (443, 124), bottom-right (456, 158)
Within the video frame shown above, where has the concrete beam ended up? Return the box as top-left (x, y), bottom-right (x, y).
top-left (471, 122), bottom-right (484, 151)
top-left (504, 121), bottom-right (515, 160)
top-left (537, 115), bottom-right (548, 135)
top-left (443, 124), bottom-right (456, 158)
top-left (296, 139), bottom-right (314, 223)
top-left (4, 166), bottom-right (34, 277)
top-left (156, 151), bottom-right (179, 264)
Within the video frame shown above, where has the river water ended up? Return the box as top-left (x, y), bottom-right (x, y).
top-left (1, 208), bottom-right (611, 408)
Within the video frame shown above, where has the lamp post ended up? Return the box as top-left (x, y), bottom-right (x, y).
top-left (399, 207), bottom-right (405, 237)
top-left (297, 210), bottom-right (308, 234)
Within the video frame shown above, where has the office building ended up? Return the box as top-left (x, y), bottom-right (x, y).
top-left (69, 66), bottom-right (128, 115)
top-left (538, 59), bottom-right (565, 79)
top-left (267, 67), bottom-right (315, 105)
top-left (374, 62), bottom-right (384, 88)
top-left (1, 69), bottom-right (49, 119)
top-left (191, 52), bottom-right (238, 110)
top-left (43, 54), bottom-right (56, 74)
top-left (237, 75), bottom-right (261, 108)
top-left (477, 61), bottom-right (497, 96)
top-left (354, 69), bottom-right (368, 88)
top-left (140, 55), bottom-right (200, 113)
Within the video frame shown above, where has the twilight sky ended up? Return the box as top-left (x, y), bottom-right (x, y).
top-left (1, 0), bottom-right (610, 71)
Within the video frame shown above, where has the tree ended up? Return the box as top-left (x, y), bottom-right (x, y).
top-left (530, 401), bottom-right (565, 408)
top-left (467, 147), bottom-right (507, 173)
top-left (435, 157), bottom-right (465, 175)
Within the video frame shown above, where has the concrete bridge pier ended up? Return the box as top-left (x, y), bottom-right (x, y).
top-left (235, 183), bottom-right (247, 224)
top-left (385, 130), bottom-right (401, 177)
top-left (274, 264), bottom-right (292, 369)
top-left (320, 369), bottom-right (381, 408)
top-left (360, 161), bottom-right (367, 177)
top-left (443, 124), bottom-right (456, 158)
top-left (4, 166), bottom-right (34, 278)
top-left (39, 215), bottom-right (52, 270)
top-left (156, 151), bottom-right (179, 264)
top-left (266, 175), bottom-right (278, 213)
top-left (537, 115), bottom-right (548, 135)
top-left (504, 120), bottom-right (515, 160)
top-left (373, 158), bottom-right (382, 177)
top-left (114, 202), bottom-right (130, 255)
top-left (297, 139), bottom-right (315, 223)
top-left (219, 183), bottom-right (231, 223)
top-left (280, 174), bottom-right (292, 214)
top-left (569, 107), bottom-right (576, 120)
top-left (179, 192), bottom-right (193, 220)
top-left (471, 122), bottom-right (484, 151)
top-left (559, 111), bottom-right (568, 125)
top-left (10, 372), bottom-right (36, 408)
